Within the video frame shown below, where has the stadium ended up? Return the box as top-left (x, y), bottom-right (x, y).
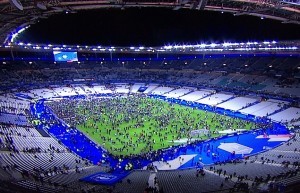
top-left (0, 1), bottom-right (300, 193)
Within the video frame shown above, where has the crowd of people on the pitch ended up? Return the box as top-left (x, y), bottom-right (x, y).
top-left (47, 95), bottom-right (256, 157)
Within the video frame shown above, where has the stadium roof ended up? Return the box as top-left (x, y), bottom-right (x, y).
top-left (0, 0), bottom-right (299, 45)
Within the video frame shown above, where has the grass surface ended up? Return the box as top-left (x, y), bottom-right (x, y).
top-left (76, 97), bottom-right (256, 156)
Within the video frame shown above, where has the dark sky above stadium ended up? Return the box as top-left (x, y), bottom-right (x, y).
top-left (18, 8), bottom-right (300, 47)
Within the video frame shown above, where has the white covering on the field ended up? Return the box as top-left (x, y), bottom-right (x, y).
top-left (218, 143), bottom-right (253, 154)
top-left (169, 138), bottom-right (198, 144)
top-left (197, 93), bottom-right (233, 106)
top-left (268, 107), bottom-right (300, 123)
top-left (216, 97), bottom-right (258, 111)
top-left (143, 84), bottom-right (159, 94)
top-left (72, 86), bottom-right (87, 95)
top-left (256, 134), bottom-right (292, 142)
top-left (28, 88), bottom-right (58, 99)
top-left (113, 83), bottom-right (130, 93)
top-left (93, 85), bottom-right (113, 94)
top-left (240, 100), bottom-right (286, 117)
top-left (52, 87), bottom-right (77, 96)
top-left (81, 85), bottom-right (97, 94)
top-left (130, 83), bottom-right (145, 93)
top-left (145, 154), bottom-right (198, 170)
top-left (179, 90), bottom-right (212, 102)
top-left (268, 138), bottom-right (290, 142)
top-left (218, 129), bottom-right (246, 134)
top-left (18, 91), bottom-right (35, 99)
top-left (163, 88), bottom-right (193, 98)
top-left (240, 101), bottom-right (275, 115)
top-left (151, 86), bottom-right (174, 95)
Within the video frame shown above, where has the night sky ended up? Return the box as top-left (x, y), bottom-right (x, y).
top-left (18, 8), bottom-right (300, 46)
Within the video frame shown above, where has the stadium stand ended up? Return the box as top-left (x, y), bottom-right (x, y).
top-left (0, 54), bottom-right (299, 193)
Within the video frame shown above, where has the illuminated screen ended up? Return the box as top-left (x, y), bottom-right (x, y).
top-left (53, 51), bottom-right (78, 62)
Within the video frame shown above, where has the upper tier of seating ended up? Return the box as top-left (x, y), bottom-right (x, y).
top-left (1, 56), bottom-right (299, 99)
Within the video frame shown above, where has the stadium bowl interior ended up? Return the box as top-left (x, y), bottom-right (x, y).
top-left (0, 1), bottom-right (300, 193)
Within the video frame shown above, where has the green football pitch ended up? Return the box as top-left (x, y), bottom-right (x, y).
top-left (76, 97), bottom-right (256, 156)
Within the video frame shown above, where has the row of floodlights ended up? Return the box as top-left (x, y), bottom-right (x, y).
top-left (3, 42), bottom-right (298, 52)
top-left (10, 41), bottom-right (277, 49)
top-left (6, 26), bottom-right (298, 52)
top-left (162, 41), bottom-right (277, 49)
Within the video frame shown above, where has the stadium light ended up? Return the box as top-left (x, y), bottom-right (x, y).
top-left (210, 43), bottom-right (217, 48)
top-left (200, 44), bottom-right (206, 48)
top-left (223, 43), bottom-right (231, 47)
top-left (164, 45), bottom-right (173, 49)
